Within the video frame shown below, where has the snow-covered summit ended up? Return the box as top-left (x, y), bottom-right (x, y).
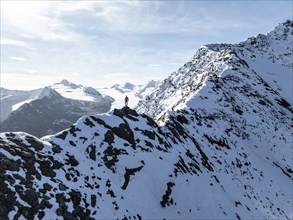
top-left (83, 86), bottom-right (102, 96)
top-left (51, 79), bottom-right (106, 102)
top-left (56, 79), bottom-right (81, 89)
top-left (36, 86), bottom-right (61, 100)
top-left (206, 20), bottom-right (293, 68)
top-left (137, 20), bottom-right (293, 120)
top-left (111, 82), bottom-right (136, 93)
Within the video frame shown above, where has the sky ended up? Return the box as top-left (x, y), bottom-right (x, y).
top-left (1, 0), bottom-right (292, 90)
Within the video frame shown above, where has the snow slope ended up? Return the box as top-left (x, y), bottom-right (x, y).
top-left (0, 20), bottom-right (292, 219)
top-left (0, 102), bottom-right (291, 219)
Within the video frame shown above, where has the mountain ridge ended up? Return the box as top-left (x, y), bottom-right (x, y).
top-left (136, 20), bottom-right (293, 120)
top-left (0, 86), bottom-right (112, 137)
top-left (0, 20), bottom-right (292, 219)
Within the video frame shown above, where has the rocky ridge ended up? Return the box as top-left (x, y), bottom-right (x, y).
top-left (136, 20), bottom-right (293, 120)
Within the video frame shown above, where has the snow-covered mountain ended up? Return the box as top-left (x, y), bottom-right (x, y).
top-left (0, 80), bottom-right (112, 122)
top-left (0, 87), bottom-right (43, 122)
top-left (0, 20), bottom-right (292, 219)
top-left (111, 82), bottom-right (136, 93)
top-left (135, 80), bottom-right (161, 98)
top-left (0, 79), bottom-right (157, 137)
top-left (0, 81), bottom-right (113, 137)
top-left (136, 20), bottom-right (292, 121)
top-left (51, 79), bottom-right (112, 102)
top-left (98, 80), bottom-right (159, 110)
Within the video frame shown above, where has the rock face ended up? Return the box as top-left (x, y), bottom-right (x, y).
top-left (0, 21), bottom-right (292, 219)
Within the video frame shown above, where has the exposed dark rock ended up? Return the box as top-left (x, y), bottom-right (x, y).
top-left (160, 182), bottom-right (175, 207)
top-left (69, 141), bottom-right (77, 147)
top-left (104, 130), bottom-right (115, 144)
top-left (21, 189), bottom-right (39, 209)
top-left (204, 134), bottom-right (230, 149)
top-left (25, 136), bottom-right (44, 150)
top-left (121, 166), bottom-right (143, 190)
top-left (56, 131), bottom-right (68, 140)
top-left (87, 144), bottom-right (96, 161)
top-left (43, 183), bottom-right (53, 191)
top-left (102, 146), bottom-right (128, 172)
top-left (112, 123), bottom-right (135, 146)
top-left (113, 107), bottom-right (139, 118)
top-left (142, 130), bottom-right (155, 140)
top-left (66, 155), bottom-right (79, 167)
top-left (84, 117), bottom-right (95, 127)
top-left (69, 126), bottom-right (81, 137)
top-left (52, 145), bottom-right (62, 153)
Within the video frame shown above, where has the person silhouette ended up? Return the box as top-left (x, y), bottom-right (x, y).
top-left (125, 95), bottom-right (129, 107)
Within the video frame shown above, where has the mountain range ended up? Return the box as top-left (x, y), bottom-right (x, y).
top-left (0, 80), bottom-right (158, 137)
top-left (0, 20), bottom-right (292, 219)
top-left (0, 81), bottom-right (112, 137)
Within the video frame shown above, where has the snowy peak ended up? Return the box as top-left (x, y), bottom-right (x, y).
top-left (111, 82), bottom-right (136, 93)
top-left (206, 20), bottom-right (293, 67)
top-left (83, 86), bottom-right (102, 96)
top-left (56, 79), bottom-right (81, 89)
top-left (238, 20), bottom-right (293, 67)
top-left (1, 81), bottom-right (113, 137)
top-left (267, 19), bottom-right (293, 40)
top-left (137, 20), bottom-right (293, 119)
top-left (36, 87), bottom-right (61, 100)
top-left (124, 82), bottom-right (136, 90)
top-left (51, 79), bottom-right (106, 102)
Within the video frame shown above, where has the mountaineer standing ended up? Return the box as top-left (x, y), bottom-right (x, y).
top-left (125, 95), bottom-right (129, 107)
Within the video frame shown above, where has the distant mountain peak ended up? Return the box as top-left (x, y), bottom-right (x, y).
top-left (60, 79), bottom-right (70, 85)
top-left (111, 82), bottom-right (136, 93)
top-left (83, 86), bottom-right (102, 96)
top-left (124, 82), bottom-right (136, 90)
top-left (57, 79), bottom-right (80, 89)
top-left (37, 87), bottom-right (61, 100)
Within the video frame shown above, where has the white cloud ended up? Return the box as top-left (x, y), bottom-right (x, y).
top-left (9, 56), bottom-right (27, 62)
top-left (1, 1), bottom-right (291, 91)
top-left (0, 73), bottom-right (61, 90)
top-left (103, 73), bottom-right (130, 78)
top-left (148, 64), bottom-right (162, 69)
top-left (1, 1), bottom-right (82, 41)
top-left (0, 38), bottom-right (29, 47)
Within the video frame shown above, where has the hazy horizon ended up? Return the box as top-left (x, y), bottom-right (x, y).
top-left (1, 0), bottom-right (292, 90)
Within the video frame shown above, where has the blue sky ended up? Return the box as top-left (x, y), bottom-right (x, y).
top-left (1, 0), bottom-right (292, 90)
